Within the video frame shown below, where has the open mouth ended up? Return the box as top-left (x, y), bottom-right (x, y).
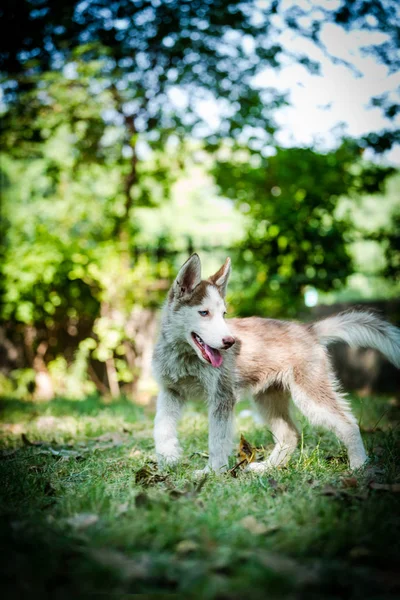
top-left (191, 332), bottom-right (223, 368)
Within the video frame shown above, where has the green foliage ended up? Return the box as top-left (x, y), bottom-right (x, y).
top-left (214, 143), bottom-right (395, 316)
top-left (1, 0), bottom-right (399, 395)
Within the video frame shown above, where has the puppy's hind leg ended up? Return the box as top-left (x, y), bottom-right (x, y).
top-left (290, 371), bottom-right (367, 470)
top-left (247, 389), bottom-right (299, 474)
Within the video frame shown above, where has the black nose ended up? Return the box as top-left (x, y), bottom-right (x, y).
top-left (222, 336), bottom-right (235, 349)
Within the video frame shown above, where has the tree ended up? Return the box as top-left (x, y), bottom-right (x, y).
top-left (1, 0), bottom-right (398, 395)
top-left (214, 142), bottom-right (395, 317)
top-left (0, 0), bottom-right (288, 396)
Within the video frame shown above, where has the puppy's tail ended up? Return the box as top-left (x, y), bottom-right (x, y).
top-left (311, 311), bottom-right (400, 368)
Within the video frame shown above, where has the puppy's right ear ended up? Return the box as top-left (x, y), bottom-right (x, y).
top-left (173, 253), bottom-right (202, 298)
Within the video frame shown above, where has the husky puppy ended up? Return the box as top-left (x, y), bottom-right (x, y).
top-left (153, 254), bottom-right (400, 474)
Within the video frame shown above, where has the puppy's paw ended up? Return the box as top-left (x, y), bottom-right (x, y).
top-left (156, 441), bottom-right (182, 469)
top-left (193, 465), bottom-right (211, 479)
top-left (193, 464), bottom-right (228, 478)
top-left (349, 455), bottom-right (369, 471)
top-left (246, 461), bottom-right (270, 475)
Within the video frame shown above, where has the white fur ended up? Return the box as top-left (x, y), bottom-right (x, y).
top-left (313, 311), bottom-right (400, 368)
top-left (153, 258), bottom-right (399, 474)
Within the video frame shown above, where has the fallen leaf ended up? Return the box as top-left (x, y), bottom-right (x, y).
top-left (228, 458), bottom-right (248, 477)
top-left (239, 434), bottom-right (256, 463)
top-left (240, 515), bottom-right (270, 535)
top-left (341, 477), bottom-right (358, 489)
top-left (176, 540), bottom-right (199, 554)
top-left (66, 513), bottom-right (99, 530)
top-left (369, 482), bottom-right (400, 492)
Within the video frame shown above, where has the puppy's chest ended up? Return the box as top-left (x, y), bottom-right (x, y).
top-left (156, 349), bottom-right (217, 399)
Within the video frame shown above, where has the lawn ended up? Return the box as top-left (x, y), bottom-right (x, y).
top-left (0, 393), bottom-right (399, 599)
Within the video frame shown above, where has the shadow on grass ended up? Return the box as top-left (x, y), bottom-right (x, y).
top-left (0, 393), bottom-right (147, 422)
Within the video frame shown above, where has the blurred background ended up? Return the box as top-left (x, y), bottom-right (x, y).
top-left (1, 0), bottom-right (399, 402)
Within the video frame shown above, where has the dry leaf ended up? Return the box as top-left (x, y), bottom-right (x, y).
top-left (228, 458), bottom-right (248, 477)
top-left (66, 513), bottom-right (99, 530)
top-left (239, 434), bottom-right (256, 463)
top-left (229, 434), bottom-right (258, 476)
top-left (240, 516), bottom-right (270, 535)
top-left (369, 482), bottom-right (400, 492)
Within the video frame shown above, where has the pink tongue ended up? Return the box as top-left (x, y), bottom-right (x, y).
top-left (204, 344), bottom-right (223, 368)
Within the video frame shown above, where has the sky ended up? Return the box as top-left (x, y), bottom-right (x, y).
top-left (192, 0), bottom-right (400, 165)
top-left (261, 18), bottom-right (400, 164)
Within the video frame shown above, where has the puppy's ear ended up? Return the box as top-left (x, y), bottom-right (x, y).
top-left (174, 253), bottom-right (202, 298)
top-left (209, 257), bottom-right (231, 298)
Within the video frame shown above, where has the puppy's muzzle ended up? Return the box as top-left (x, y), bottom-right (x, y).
top-left (222, 336), bottom-right (235, 349)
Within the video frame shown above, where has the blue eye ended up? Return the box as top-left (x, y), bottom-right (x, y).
top-left (198, 310), bottom-right (209, 317)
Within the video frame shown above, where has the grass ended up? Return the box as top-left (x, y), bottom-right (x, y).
top-left (0, 393), bottom-right (399, 599)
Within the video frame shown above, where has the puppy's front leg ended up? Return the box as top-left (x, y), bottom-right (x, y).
top-left (207, 386), bottom-right (235, 473)
top-left (154, 388), bottom-right (183, 468)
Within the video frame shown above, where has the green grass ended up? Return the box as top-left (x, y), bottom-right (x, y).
top-left (0, 393), bottom-right (399, 599)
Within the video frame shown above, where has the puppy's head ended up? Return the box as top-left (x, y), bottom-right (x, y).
top-left (167, 254), bottom-right (235, 367)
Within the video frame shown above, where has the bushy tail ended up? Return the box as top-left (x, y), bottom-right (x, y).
top-left (311, 311), bottom-right (400, 368)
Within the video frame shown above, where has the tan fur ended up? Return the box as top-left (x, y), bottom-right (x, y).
top-left (154, 255), bottom-right (400, 473)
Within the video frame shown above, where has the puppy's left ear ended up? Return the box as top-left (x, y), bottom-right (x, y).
top-left (209, 257), bottom-right (231, 298)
